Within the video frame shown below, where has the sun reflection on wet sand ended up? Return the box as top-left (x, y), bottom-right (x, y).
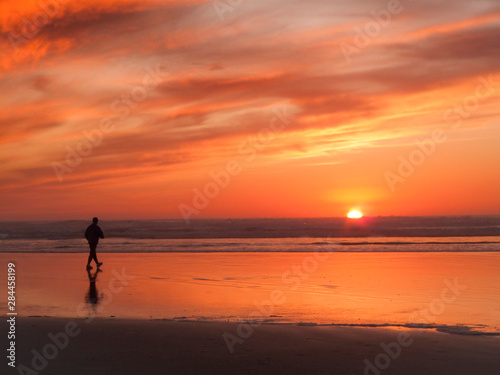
top-left (3, 252), bottom-right (499, 332)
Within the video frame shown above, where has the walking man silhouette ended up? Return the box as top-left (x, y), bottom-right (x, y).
top-left (85, 217), bottom-right (104, 270)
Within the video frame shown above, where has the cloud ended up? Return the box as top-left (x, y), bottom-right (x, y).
top-left (1, 0), bottom-right (500, 218)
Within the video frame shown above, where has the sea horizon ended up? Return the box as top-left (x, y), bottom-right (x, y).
top-left (1, 215), bottom-right (500, 238)
top-left (1, 216), bottom-right (499, 253)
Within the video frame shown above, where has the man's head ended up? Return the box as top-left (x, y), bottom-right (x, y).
top-left (92, 217), bottom-right (99, 224)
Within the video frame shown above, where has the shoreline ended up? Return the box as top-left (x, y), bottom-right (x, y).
top-left (15, 315), bottom-right (500, 336)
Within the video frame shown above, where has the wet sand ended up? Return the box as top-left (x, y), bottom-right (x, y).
top-left (2, 317), bottom-right (500, 375)
top-left (1, 252), bottom-right (499, 374)
top-left (2, 253), bottom-right (500, 332)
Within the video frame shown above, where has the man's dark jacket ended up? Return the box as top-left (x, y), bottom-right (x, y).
top-left (85, 223), bottom-right (104, 244)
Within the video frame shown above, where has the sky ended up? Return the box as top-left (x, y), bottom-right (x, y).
top-left (1, 0), bottom-right (499, 221)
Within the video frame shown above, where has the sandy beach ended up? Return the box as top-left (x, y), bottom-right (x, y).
top-left (1, 252), bottom-right (500, 374)
top-left (2, 317), bottom-right (499, 375)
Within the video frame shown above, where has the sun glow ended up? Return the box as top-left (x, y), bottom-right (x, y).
top-left (347, 210), bottom-right (363, 219)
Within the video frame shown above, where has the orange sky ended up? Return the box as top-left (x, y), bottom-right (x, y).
top-left (1, 0), bottom-right (499, 220)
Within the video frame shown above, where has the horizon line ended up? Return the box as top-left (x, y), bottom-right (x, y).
top-left (1, 214), bottom-right (499, 223)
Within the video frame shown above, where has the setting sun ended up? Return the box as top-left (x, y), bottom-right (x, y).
top-left (347, 210), bottom-right (363, 219)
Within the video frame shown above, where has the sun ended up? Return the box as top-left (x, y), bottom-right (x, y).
top-left (347, 210), bottom-right (363, 219)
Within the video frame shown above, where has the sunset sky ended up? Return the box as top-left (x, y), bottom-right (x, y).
top-left (1, 0), bottom-right (499, 220)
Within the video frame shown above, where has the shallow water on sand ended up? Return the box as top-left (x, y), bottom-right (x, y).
top-left (1, 253), bottom-right (499, 334)
top-left (2, 236), bottom-right (500, 253)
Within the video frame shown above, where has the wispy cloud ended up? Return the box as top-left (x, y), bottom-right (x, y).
top-left (1, 0), bottom-right (499, 218)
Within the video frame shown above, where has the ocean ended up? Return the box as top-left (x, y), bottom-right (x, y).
top-left (1, 216), bottom-right (499, 253)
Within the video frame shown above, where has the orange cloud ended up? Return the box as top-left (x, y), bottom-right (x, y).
top-left (1, 0), bottom-right (500, 219)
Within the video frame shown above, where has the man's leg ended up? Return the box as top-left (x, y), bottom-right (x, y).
top-left (91, 244), bottom-right (102, 267)
top-left (92, 245), bottom-right (99, 264)
top-left (87, 244), bottom-right (93, 265)
top-left (88, 243), bottom-right (97, 266)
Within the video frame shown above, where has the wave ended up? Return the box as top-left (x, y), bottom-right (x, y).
top-left (158, 317), bottom-right (499, 336)
top-left (1, 235), bottom-right (499, 253)
top-left (4, 248), bottom-right (500, 254)
top-left (1, 217), bottom-right (499, 240)
top-left (331, 241), bottom-right (500, 246)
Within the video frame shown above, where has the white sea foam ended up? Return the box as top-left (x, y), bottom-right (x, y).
top-left (0, 217), bottom-right (499, 253)
top-left (1, 236), bottom-right (499, 253)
